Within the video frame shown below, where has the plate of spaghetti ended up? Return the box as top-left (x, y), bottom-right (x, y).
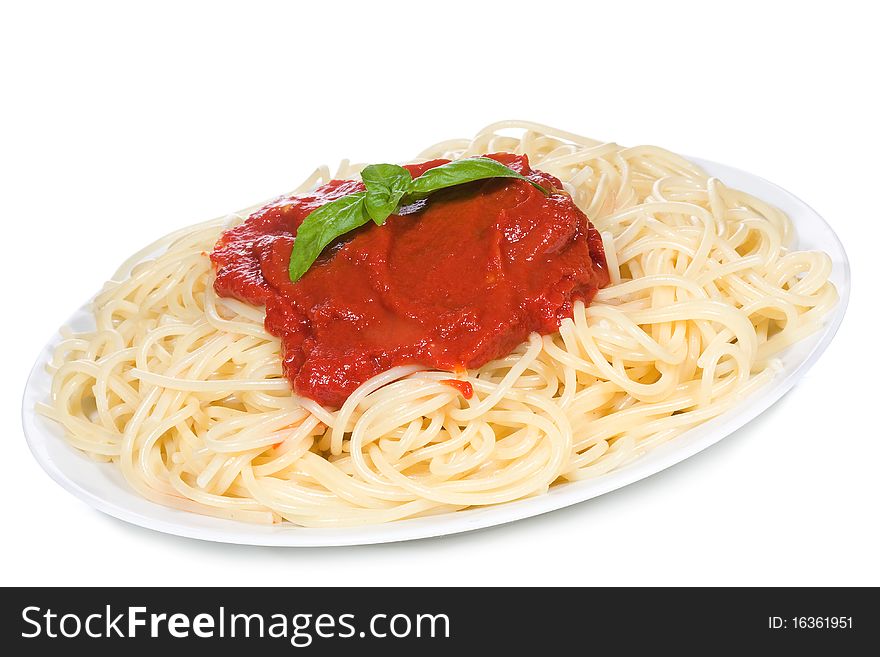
top-left (22, 121), bottom-right (849, 546)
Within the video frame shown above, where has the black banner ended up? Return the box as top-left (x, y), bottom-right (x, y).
top-left (2, 587), bottom-right (873, 654)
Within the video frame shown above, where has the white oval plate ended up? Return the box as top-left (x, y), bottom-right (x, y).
top-left (22, 157), bottom-right (851, 546)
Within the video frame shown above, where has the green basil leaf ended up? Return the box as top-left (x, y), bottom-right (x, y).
top-left (288, 191), bottom-right (370, 282)
top-left (408, 157), bottom-right (547, 196)
top-left (288, 157), bottom-right (550, 282)
top-left (361, 163), bottom-right (413, 225)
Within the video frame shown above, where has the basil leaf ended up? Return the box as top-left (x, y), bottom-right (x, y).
top-left (288, 191), bottom-right (370, 282)
top-left (361, 163), bottom-right (413, 226)
top-left (408, 157), bottom-right (547, 196)
top-left (288, 157), bottom-right (550, 282)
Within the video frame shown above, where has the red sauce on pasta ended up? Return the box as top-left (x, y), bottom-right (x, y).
top-left (211, 154), bottom-right (609, 407)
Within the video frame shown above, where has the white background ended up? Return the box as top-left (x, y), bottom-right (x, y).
top-left (2, 1), bottom-right (877, 586)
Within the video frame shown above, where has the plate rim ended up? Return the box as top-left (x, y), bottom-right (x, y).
top-left (20, 155), bottom-right (852, 547)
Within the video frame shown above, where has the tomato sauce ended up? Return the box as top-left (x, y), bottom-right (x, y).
top-left (211, 154), bottom-right (609, 408)
top-left (440, 379), bottom-right (474, 400)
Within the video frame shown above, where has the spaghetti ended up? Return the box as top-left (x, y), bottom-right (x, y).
top-left (38, 122), bottom-right (838, 526)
